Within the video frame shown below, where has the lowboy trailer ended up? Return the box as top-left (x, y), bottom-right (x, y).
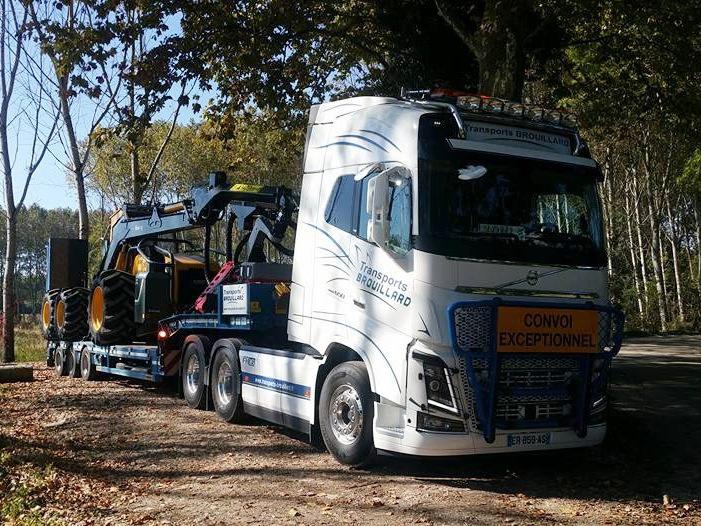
top-left (42, 89), bottom-right (624, 466)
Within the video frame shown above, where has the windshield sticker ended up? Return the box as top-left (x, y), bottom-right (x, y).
top-left (478, 223), bottom-right (526, 240)
top-left (464, 121), bottom-right (571, 154)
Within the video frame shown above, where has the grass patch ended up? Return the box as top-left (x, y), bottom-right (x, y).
top-left (0, 449), bottom-right (62, 525)
top-left (14, 326), bottom-right (45, 363)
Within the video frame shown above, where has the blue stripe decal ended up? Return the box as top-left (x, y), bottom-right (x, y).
top-left (242, 373), bottom-right (311, 399)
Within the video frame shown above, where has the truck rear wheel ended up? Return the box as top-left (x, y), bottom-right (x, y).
top-left (181, 335), bottom-right (211, 410)
top-left (56, 288), bottom-right (90, 342)
top-left (40, 289), bottom-right (61, 340)
top-left (65, 348), bottom-right (80, 378)
top-left (80, 348), bottom-right (98, 381)
top-left (319, 362), bottom-right (376, 467)
top-left (210, 339), bottom-right (244, 423)
top-left (54, 348), bottom-right (67, 377)
top-left (89, 270), bottom-right (135, 346)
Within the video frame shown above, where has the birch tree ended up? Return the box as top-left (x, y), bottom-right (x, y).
top-left (0, 0), bottom-right (58, 362)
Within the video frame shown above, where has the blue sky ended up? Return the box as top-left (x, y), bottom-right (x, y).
top-left (13, 102), bottom-right (202, 211)
top-left (6, 12), bottom-right (199, 211)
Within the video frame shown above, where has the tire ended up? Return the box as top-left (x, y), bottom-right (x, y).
top-left (40, 289), bottom-right (61, 340)
top-left (319, 362), bottom-right (376, 467)
top-left (65, 348), bottom-right (80, 378)
top-left (54, 348), bottom-right (67, 377)
top-left (181, 335), bottom-right (211, 410)
top-left (89, 270), bottom-right (135, 346)
top-left (57, 288), bottom-right (90, 342)
top-left (210, 339), bottom-right (244, 423)
top-left (46, 342), bottom-right (55, 367)
top-left (80, 347), bottom-right (98, 381)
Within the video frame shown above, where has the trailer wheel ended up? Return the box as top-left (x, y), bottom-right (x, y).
top-left (210, 339), bottom-right (244, 423)
top-left (54, 349), bottom-right (67, 377)
top-left (89, 270), bottom-right (135, 346)
top-left (181, 335), bottom-right (210, 410)
top-left (65, 348), bottom-right (80, 378)
top-left (319, 362), bottom-right (376, 467)
top-left (57, 288), bottom-right (90, 342)
top-left (80, 348), bottom-right (98, 381)
top-left (40, 289), bottom-right (61, 340)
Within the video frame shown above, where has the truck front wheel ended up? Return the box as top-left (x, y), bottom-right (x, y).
top-left (319, 362), bottom-right (376, 467)
top-left (210, 339), bottom-right (244, 423)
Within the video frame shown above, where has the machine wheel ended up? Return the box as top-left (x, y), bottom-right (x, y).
top-left (181, 335), bottom-right (211, 410)
top-left (65, 348), bottom-right (80, 378)
top-left (319, 362), bottom-right (376, 467)
top-left (56, 288), bottom-right (90, 342)
top-left (210, 339), bottom-right (244, 423)
top-left (80, 347), bottom-right (98, 381)
top-left (89, 270), bottom-right (135, 346)
top-left (54, 348), bottom-right (67, 377)
top-left (40, 289), bottom-right (61, 340)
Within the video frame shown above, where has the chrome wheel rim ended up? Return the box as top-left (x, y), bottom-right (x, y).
top-left (329, 384), bottom-right (363, 445)
top-left (81, 352), bottom-right (89, 376)
top-left (216, 361), bottom-right (234, 405)
top-left (185, 354), bottom-right (200, 395)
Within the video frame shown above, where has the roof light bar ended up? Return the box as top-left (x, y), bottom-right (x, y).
top-left (437, 91), bottom-right (578, 129)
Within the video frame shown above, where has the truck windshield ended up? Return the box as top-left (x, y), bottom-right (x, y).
top-left (416, 151), bottom-right (606, 267)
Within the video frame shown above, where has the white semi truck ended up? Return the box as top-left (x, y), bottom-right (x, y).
top-left (43, 90), bottom-right (624, 466)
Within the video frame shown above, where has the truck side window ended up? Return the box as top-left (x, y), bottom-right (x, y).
top-left (324, 174), bottom-right (355, 232)
top-left (387, 179), bottom-right (411, 255)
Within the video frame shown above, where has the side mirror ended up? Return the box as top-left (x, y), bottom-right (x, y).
top-left (366, 170), bottom-right (389, 248)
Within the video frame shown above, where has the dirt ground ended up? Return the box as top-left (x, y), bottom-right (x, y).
top-left (1, 336), bottom-right (700, 526)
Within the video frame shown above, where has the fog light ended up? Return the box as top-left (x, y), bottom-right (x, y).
top-left (416, 412), bottom-right (465, 433)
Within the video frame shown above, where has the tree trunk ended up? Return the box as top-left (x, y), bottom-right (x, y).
top-left (632, 170), bottom-right (650, 305)
top-left (475, 0), bottom-right (526, 100)
top-left (643, 157), bottom-right (668, 331)
top-left (2, 210), bottom-right (16, 362)
top-left (624, 189), bottom-right (645, 320)
top-left (435, 0), bottom-right (528, 100)
top-left (695, 197), bottom-right (701, 285)
top-left (665, 196), bottom-right (684, 323)
top-left (58, 75), bottom-right (90, 240)
top-left (658, 227), bottom-right (668, 309)
top-left (602, 150), bottom-right (614, 275)
top-left (131, 146), bottom-right (143, 204)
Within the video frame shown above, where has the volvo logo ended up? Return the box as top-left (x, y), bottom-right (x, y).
top-left (526, 270), bottom-right (539, 286)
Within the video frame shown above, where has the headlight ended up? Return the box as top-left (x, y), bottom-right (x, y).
top-left (421, 360), bottom-right (458, 414)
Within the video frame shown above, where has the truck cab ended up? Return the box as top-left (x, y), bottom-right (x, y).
top-left (287, 93), bottom-right (623, 457)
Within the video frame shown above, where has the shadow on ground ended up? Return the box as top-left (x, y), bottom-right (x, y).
top-left (2, 335), bottom-right (699, 514)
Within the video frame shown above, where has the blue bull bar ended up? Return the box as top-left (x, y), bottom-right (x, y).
top-left (447, 299), bottom-right (624, 444)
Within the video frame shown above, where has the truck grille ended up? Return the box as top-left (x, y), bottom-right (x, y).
top-left (450, 301), bottom-right (623, 438)
top-left (458, 355), bottom-right (579, 431)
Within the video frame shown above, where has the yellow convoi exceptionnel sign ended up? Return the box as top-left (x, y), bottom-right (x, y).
top-left (496, 306), bottom-right (599, 353)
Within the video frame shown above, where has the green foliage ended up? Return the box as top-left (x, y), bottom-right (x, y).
top-left (0, 450), bottom-right (61, 525)
top-left (680, 150), bottom-right (701, 196)
top-left (88, 113), bottom-right (304, 206)
top-left (14, 326), bottom-right (45, 363)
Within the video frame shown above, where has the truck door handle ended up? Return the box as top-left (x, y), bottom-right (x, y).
top-left (353, 299), bottom-right (365, 309)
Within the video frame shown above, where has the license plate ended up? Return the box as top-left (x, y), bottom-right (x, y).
top-left (507, 431), bottom-right (552, 448)
top-left (496, 306), bottom-right (599, 353)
